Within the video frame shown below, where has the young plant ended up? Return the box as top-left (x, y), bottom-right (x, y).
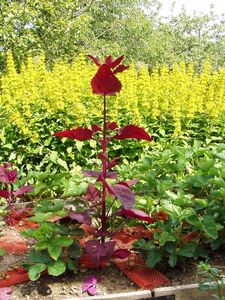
top-left (0, 163), bottom-right (34, 225)
top-left (198, 261), bottom-right (225, 300)
top-left (23, 199), bottom-right (83, 280)
top-left (54, 55), bottom-right (153, 268)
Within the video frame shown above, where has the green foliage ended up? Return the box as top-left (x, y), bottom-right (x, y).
top-left (198, 261), bottom-right (225, 300)
top-left (23, 199), bottom-right (83, 280)
top-left (0, 0), bottom-right (225, 70)
top-left (133, 141), bottom-right (225, 267)
top-left (0, 248), bottom-right (5, 257)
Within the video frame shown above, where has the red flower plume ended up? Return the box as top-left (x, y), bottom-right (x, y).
top-left (89, 55), bottom-right (128, 96)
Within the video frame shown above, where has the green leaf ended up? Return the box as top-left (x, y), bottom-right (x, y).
top-left (68, 243), bottom-right (82, 259)
top-left (67, 259), bottom-right (78, 272)
top-left (203, 215), bottom-right (218, 239)
top-left (48, 260), bottom-right (66, 276)
top-left (186, 215), bottom-right (202, 229)
top-left (37, 199), bottom-right (64, 213)
top-left (168, 254), bottom-right (177, 267)
top-left (29, 212), bottom-right (53, 222)
top-left (35, 240), bottom-right (50, 250)
top-left (57, 158), bottom-right (68, 171)
top-left (176, 242), bottom-right (196, 257)
top-left (28, 249), bottom-right (52, 264)
top-left (0, 247), bottom-right (5, 256)
top-left (164, 242), bottom-right (177, 254)
top-left (69, 228), bottom-right (84, 236)
top-left (54, 236), bottom-right (74, 247)
top-left (180, 208), bottom-right (196, 219)
top-left (48, 245), bottom-right (61, 261)
top-left (146, 249), bottom-right (163, 268)
top-left (159, 232), bottom-right (175, 246)
top-left (28, 263), bottom-right (46, 281)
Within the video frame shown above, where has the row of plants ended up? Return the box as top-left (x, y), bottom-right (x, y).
top-left (1, 52), bottom-right (225, 175)
top-left (2, 52), bottom-right (225, 136)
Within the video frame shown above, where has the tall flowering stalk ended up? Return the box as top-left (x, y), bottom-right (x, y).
top-left (54, 55), bottom-right (153, 267)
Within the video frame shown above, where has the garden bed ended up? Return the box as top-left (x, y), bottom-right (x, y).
top-left (1, 222), bottom-right (225, 300)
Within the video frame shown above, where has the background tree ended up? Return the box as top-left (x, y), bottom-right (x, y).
top-left (0, 0), bottom-right (225, 71)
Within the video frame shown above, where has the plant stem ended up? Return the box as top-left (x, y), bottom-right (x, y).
top-left (101, 94), bottom-right (107, 243)
top-left (5, 183), bottom-right (12, 208)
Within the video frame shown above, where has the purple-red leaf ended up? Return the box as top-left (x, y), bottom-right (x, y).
top-left (91, 64), bottom-right (122, 96)
top-left (88, 55), bottom-right (101, 67)
top-left (53, 128), bottom-right (93, 141)
top-left (0, 189), bottom-right (10, 198)
top-left (114, 125), bottom-right (152, 142)
top-left (69, 211), bottom-right (92, 226)
top-left (85, 240), bottom-right (116, 266)
top-left (105, 56), bottom-right (113, 65)
top-left (0, 166), bottom-right (17, 183)
top-left (107, 122), bottom-right (118, 130)
top-left (110, 55), bottom-right (124, 69)
top-left (117, 208), bottom-right (154, 224)
top-left (7, 169), bottom-right (17, 183)
top-left (98, 152), bottom-right (108, 161)
top-left (112, 249), bottom-right (131, 259)
top-left (118, 178), bottom-right (139, 187)
top-left (110, 184), bottom-right (135, 209)
top-left (82, 275), bottom-right (98, 296)
top-left (114, 65), bottom-right (129, 74)
top-left (13, 185), bottom-right (34, 197)
top-left (83, 170), bottom-right (117, 179)
top-left (91, 124), bottom-right (101, 133)
top-left (100, 178), bottom-right (135, 209)
top-left (0, 287), bottom-right (13, 300)
top-left (83, 184), bottom-right (101, 202)
top-left (107, 157), bottom-right (120, 169)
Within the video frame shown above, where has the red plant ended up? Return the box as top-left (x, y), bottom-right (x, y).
top-left (0, 163), bottom-right (33, 207)
top-left (54, 55), bottom-right (153, 275)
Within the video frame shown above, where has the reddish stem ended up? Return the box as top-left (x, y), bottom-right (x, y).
top-left (101, 94), bottom-right (107, 243)
top-left (5, 183), bottom-right (12, 208)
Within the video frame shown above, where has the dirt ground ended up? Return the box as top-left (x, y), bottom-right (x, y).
top-left (1, 225), bottom-right (225, 299)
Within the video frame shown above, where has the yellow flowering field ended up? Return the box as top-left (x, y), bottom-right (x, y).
top-left (1, 51), bottom-right (225, 142)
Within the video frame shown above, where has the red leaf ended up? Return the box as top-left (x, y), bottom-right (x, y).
top-left (105, 56), bottom-right (113, 65)
top-left (107, 157), bottom-right (120, 169)
top-left (69, 211), bottom-right (92, 226)
top-left (0, 167), bottom-right (17, 183)
top-left (110, 184), bottom-right (135, 209)
top-left (83, 170), bottom-right (117, 179)
top-left (118, 178), bottom-right (139, 187)
top-left (114, 65), bottom-right (129, 74)
top-left (117, 208), bottom-right (154, 224)
top-left (112, 249), bottom-right (131, 259)
top-left (7, 169), bottom-right (17, 183)
top-left (91, 64), bottom-right (122, 96)
top-left (91, 124), bottom-right (101, 133)
top-left (83, 184), bottom-right (101, 202)
top-left (88, 55), bottom-right (101, 66)
top-left (154, 211), bottom-right (168, 221)
top-left (0, 189), bottom-right (10, 198)
top-left (85, 240), bottom-right (115, 267)
top-left (13, 185), bottom-right (34, 197)
top-left (107, 122), bottom-right (118, 130)
top-left (53, 128), bottom-right (93, 141)
top-left (98, 152), bottom-right (108, 161)
top-left (82, 275), bottom-right (98, 296)
top-left (110, 55), bottom-right (124, 69)
top-left (114, 125), bottom-right (152, 142)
